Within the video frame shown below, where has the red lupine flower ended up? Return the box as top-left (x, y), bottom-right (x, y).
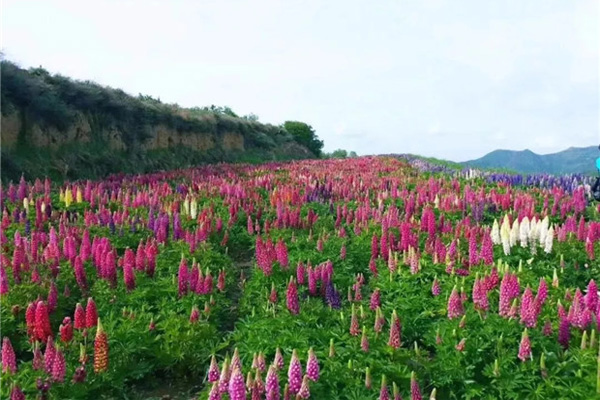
top-left (447, 286), bottom-right (464, 320)
top-left (306, 347), bottom-right (319, 381)
top-left (388, 310), bottom-right (401, 349)
top-left (286, 277), bottom-right (299, 315)
top-left (34, 301), bottom-right (53, 342)
top-left (2, 337), bottom-right (17, 374)
top-left (86, 298), bottom-right (98, 328)
top-left (287, 349), bottom-right (302, 394)
top-left (518, 329), bottom-right (532, 362)
top-left (94, 318), bottom-right (109, 373)
top-left (74, 303), bottom-right (85, 330)
top-left (26, 301), bottom-right (37, 338)
top-left (51, 349), bottom-right (66, 382)
top-left (410, 371), bottom-right (422, 400)
top-left (60, 317), bottom-right (73, 343)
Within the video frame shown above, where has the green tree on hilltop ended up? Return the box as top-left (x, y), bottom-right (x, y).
top-left (283, 121), bottom-right (324, 157)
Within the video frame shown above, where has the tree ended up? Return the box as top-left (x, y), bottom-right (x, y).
top-left (331, 149), bottom-right (348, 159)
top-left (283, 121), bottom-right (324, 157)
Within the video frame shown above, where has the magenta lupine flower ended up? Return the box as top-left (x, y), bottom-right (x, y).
top-left (431, 277), bottom-right (441, 296)
top-left (47, 281), bottom-right (58, 313)
top-left (306, 348), bottom-right (319, 381)
top-left (45, 337), bottom-right (56, 374)
top-left (135, 241), bottom-right (146, 271)
top-left (499, 273), bottom-right (519, 317)
top-left (10, 385), bottom-right (25, 400)
top-left (388, 310), bottom-right (401, 349)
top-left (253, 369), bottom-right (265, 397)
top-left (370, 288), bottom-right (381, 310)
top-left (447, 286), bottom-right (464, 320)
top-left (274, 347), bottom-right (285, 370)
top-left (350, 304), bottom-right (360, 336)
top-left (74, 303), bottom-right (85, 330)
top-left (266, 364), bottom-right (280, 400)
top-left (297, 375), bottom-right (310, 399)
top-left (25, 301), bottom-right (37, 339)
top-left (86, 298), bottom-right (98, 328)
top-left (0, 266), bottom-right (9, 295)
top-left (410, 371), bottom-right (422, 400)
top-left (536, 278), bottom-right (548, 306)
top-left (518, 329), bottom-right (532, 362)
top-left (468, 232), bottom-right (478, 267)
top-left (123, 253), bottom-right (136, 292)
top-left (369, 257), bottom-right (378, 277)
top-left (60, 317), bottom-right (73, 343)
top-left (479, 232), bottom-right (494, 265)
top-left (257, 352), bottom-right (266, 372)
top-left (218, 358), bottom-right (231, 394)
top-left (2, 337), bottom-right (17, 374)
top-left (51, 348), bottom-right (66, 382)
top-left (542, 319), bottom-right (552, 336)
top-left (208, 355), bottom-right (220, 382)
top-left (472, 278), bottom-right (489, 312)
top-left (275, 239), bottom-right (289, 268)
top-left (296, 262), bottom-right (306, 285)
top-left (231, 348), bottom-right (242, 372)
top-left (209, 382), bottom-right (222, 400)
top-left (519, 287), bottom-right (537, 328)
top-left (74, 256), bottom-right (87, 290)
top-left (228, 366), bottom-right (246, 400)
top-left (585, 279), bottom-right (598, 312)
top-left (558, 318), bottom-right (570, 349)
top-left (379, 375), bottom-right (390, 400)
top-left (287, 349), bottom-right (303, 394)
top-left (361, 327), bottom-right (369, 352)
top-left (33, 343), bottom-right (44, 370)
top-left (286, 278), bottom-right (299, 315)
top-left (178, 257), bottom-right (189, 297)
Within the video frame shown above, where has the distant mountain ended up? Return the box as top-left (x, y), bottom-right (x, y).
top-left (462, 146), bottom-right (599, 175)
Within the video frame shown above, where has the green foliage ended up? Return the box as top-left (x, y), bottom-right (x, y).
top-left (283, 121), bottom-right (324, 157)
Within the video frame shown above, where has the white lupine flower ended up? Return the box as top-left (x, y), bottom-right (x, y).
top-left (520, 217), bottom-right (530, 247)
top-left (182, 196), bottom-right (190, 216)
top-left (491, 219), bottom-right (501, 244)
top-left (501, 225), bottom-right (511, 255)
top-left (510, 219), bottom-right (519, 247)
top-left (538, 216), bottom-right (549, 247)
top-left (544, 225), bottom-right (554, 253)
top-left (190, 198), bottom-right (198, 219)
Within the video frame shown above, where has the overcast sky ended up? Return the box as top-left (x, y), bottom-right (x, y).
top-left (3, 0), bottom-right (599, 161)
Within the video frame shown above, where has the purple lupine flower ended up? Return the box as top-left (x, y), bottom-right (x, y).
top-left (10, 385), bottom-right (25, 400)
top-left (558, 318), bottom-right (570, 349)
top-left (287, 349), bottom-right (302, 394)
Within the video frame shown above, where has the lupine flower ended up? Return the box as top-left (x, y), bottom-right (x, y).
top-left (74, 256), bottom-right (87, 290)
top-left (306, 347), bottom-right (319, 381)
top-left (123, 253), bottom-right (136, 292)
top-left (253, 369), bottom-right (265, 398)
top-left (208, 355), bottom-right (220, 382)
top-left (585, 279), bottom-right (598, 311)
top-left (45, 337), bottom-right (56, 373)
top-left (350, 304), bottom-right (360, 336)
top-left (178, 257), bottom-right (189, 297)
top-left (447, 286), bottom-right (464, 320)
top-left (2, 337), bottom-right (17, 374)
top-left (47, 281), bottom-right (58, 313)
top-left (388, 310), bottom-right (401, 349)
top-left (217, 269), bottom-right (226, 292)
top-left (190, 306), bottom-right (200, 323)
top-left (26, 301), bottom-right (37, 338)
top-left (86, 298), bottom-right (98, 328)
top-left (410, 371), bottom-right (422, 400)
top-left (431, 276), bottom-right (441, 296)
top-left (365, 367), bottom-right (372, 389)
top-left (10, 385), bottom-right (25, 400)
top-left (518, 329), bottom-right (532, 361)
top-left (472, 277), bottom-right (489, 312)
top-left (218, 357), bottom-right (231, 394)
top-left (543, 319), bottom-right (552, 336)
top-left (374, 307), bottom-right (385, 333)
top-left (455, 338), bottom-right (466, 352)
top-left (287, 349), bottom-right (302, 394)
top-left (379, 375), bottom-right (390, 400)
top-left (72, 364), bottom-right (87, 383)
top-left (536, 278), bottom-right (548, 306)
top-left (370, 288), bottom-right (381, 310)
top-left (286, 277), bottom-right (299, 315)
top-left (266, 364), bottom-right (280, 400)
top-left (33, 342), bottom-right (44, 370)
top-left (209, 382), bottom-right (222, 400)
top-left (74, 303), bottom-right (86, 330)
top-left (94, 318), bottom-right (109, 373)
top-left (361, 326), bottom-right (369, 352)
top-left (34, 301), bottom-right (53, 342)
top-left (51, 349), bottom-right (66, 382)
top-left (228, 366), bottom-right (246, 400)
top-left (60, 317), bottom-right (73, 343)
top-left (558, 318), bottom-right (570, 349)
top-left (519, 287), bottom-right (538, 328)
top-left (297, 375), bottom-right (310, 399)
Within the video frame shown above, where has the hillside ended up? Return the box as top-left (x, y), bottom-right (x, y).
top-left (0, 61), bottom-right (318, 182)
top-left (462, 146), bottom-right (598, 175)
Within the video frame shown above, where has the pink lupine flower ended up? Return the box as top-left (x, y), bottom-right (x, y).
top-left (340, 244), bottom-right (347, 260)
top-left (59, 317), bottom-right (73, 343)
top-left (74, 303), bottom-right (85, 330)
top-left (536, 278), bottom-right (548, 306)
top-left (32, 343), bottom-right (44, 370)
top-left (0, 266), bottom-right (9, 295)
top-left (253, 369), bottom-right (265, 397)
top-left (518, 329), bottom-right (532, 362)
top-left (431, 276), bottom-right (441, 296)
top-left (209, 382), bottom-right (222, 400)
top-left (361, 326), bottom-right (369, 352)
top-left (47, 281), bottom-right (58, 313)
top-left (286, 277), bottom-right (299, 315)
top-left (231, 348), bottom-right (242, 372)
top-left (374, 307), bottom-right (385, 333)
top-left (275, 239), bottom-right (289, 268)
top-left (45, 337), bottom-right (56, 374)
top-left (266, 364), bottom-right (280, 400)
top-left (447, 286), bottom-right (464, 320)
top-left (369, 257), bottom-right (378, 277)
top-left (519, 287), bottom-right (537, 328)
top-left (2, 337), bottom-right (17, 374)
top-left (306, 348), bottom-right (319, 381)
top-left (455, 338), bottom-right (466, 352)
top-left (257, 352), bottom-right (266, 373)
top-left (296, 262), bottom-right (305, 285)
top-left (297, 375), bottom-right (310, 399)
top-left (228, 366), bottom-right (246, 400)
top-left (287, 349), bottom-right (303, 394)
top-left (472, 277), bottom-right (489, 312)
top-left (269, 283), bottom-right (278, 304)
top-left (350, 304), bottom-right (360, 336)
top-left (74, 256), bottom-right (87, 290)
top-left (411, 371), bottom-right (422, 400)
top-left (123, 252), bottom-right (136, 291)
top-left (86, 298), bottom-right (98, 328)
top-left (388, 310), bottom-right (401, 349)
top-left (379, 375), bottom-right (390, 400)
top-left (208, 355), bottom-right (220, 382)
top-left (542, 319), bottom-right (552, 336)
top-left (217, 269), bottom-right (226, 292)
top-left (585, 279), bottom-right (598, 312)
top-left (189, 306), bottom-right (200, 323)
top-left (370, 288), bottom-right (381, 310)
top-left (218, 358), bottom-right (231, 394)
top-left (274, 347), bottom-right (285, 370)
top-left (178, 257), bottom-right (189, 297)
top-left (51, 348), bottom-right (66, 382)
top-left (9, 386), bottom-right (25, 400)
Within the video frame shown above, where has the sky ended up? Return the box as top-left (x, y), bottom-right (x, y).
top-left (2, 0), bottom-right (599, 161)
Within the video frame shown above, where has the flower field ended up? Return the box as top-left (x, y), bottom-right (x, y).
top-left (1, 156), bottom-right (599, 399)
